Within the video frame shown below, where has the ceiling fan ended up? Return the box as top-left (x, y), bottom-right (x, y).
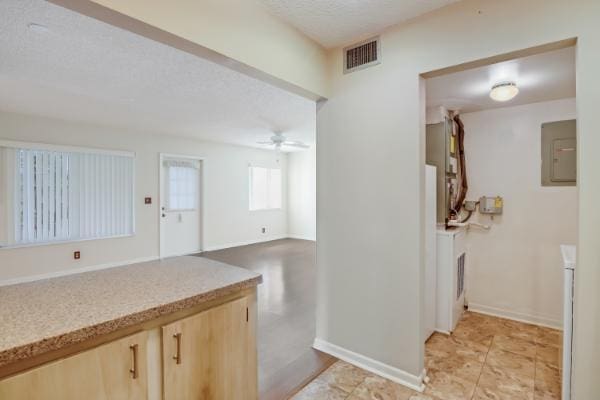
top-left (257, 132), bottom-right (309, 150)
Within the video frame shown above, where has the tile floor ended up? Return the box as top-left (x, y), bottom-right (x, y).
top-left (292, 312), bottom-right (562, 400)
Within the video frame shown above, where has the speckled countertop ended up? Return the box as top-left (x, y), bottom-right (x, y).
top-left (0, 256), bottom-right (262, 368)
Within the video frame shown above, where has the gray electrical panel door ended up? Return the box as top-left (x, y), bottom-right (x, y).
top-left (541, 119), bottom-right (576, 186)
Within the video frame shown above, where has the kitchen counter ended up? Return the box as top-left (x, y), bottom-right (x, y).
top-left (0, 256), bottom-right (262, 369)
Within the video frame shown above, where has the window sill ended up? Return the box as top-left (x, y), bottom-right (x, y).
top-left (0, 234), bottom-right (136, 250)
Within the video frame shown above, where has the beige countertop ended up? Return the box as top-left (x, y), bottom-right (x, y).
top-left (0, 256), bottom-right (262, 369)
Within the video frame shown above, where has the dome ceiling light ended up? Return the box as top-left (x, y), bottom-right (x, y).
top-left (489, 82), bottom-right (519, 102)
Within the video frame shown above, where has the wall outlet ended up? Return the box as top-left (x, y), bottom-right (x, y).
top-left (144, 197), bottom-right (152, 205)
top-left (261, 227), bottom-right (266, 234)
top-left (74, 251), bottom-right (81, 260)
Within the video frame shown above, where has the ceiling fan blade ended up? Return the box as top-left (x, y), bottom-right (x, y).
top-left (256, 141), bottom-right (274, 145)
top-left (283, 141), bottom-right (310, 149)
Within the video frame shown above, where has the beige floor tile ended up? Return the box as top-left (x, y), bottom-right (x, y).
top-left (407, 394), bottom-right (441, 400)
top-left (473, 364), bottom-right (534, 400)
top-left (451, 324), bottom-right (495, 347)
top-left (485, 347), bottom-right (535, 379)
top-left (347, 375), bottom-right (417, 400)
top-left (536, 327), bottom-right (561, 347)
top-left (424, 370), bottom-right (476, 400)
top-left (533, 386), bottom-right (561, 400)
top-left (426, 333), bottom-right (489, 363)
top-left (293, 317), bottom-right (557, 400)
top-left (291, 378), bottom-right (349, 400)
top-left (536, 343), bottom-right (560, 367)
top-left (491, 335), bottom-right (536, 358)
top-left (535, 360), bottom-right (561, 398)
top-left (426, 353), bottom-right (484, 383)
top-left (310, 360), bottom-right (371, 394)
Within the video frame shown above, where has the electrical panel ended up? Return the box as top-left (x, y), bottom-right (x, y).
top-left (541, 119), bottom-right (576, 186)
top-left (479, 196), bottom-right (503, 214)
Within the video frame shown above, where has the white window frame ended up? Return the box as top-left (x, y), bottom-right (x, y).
top-left (0, 140), bottom-right (136, 249)
top-left (249, 166), bottom-right (282, 211)
top-left (163, 159), bottom-right (200, 212)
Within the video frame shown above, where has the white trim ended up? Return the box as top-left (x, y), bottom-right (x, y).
top-left (0, 233), bottom-right (134, 250)
top-left (0, 256), bottom-right (158, 287)
top-left (202, 235), bottom-right (288, 252)
top-left (287, 234), bottom-right (316, 241)
top-left (312, 338), bottom-right (425, 392)
top-left (0, 139), bottom-right (134, 157)
top-left (468, 303), bottom-right (563, 330)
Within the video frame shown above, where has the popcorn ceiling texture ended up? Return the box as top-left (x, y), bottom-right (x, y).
top-left (0, 0), bottom-right (315, 149)
top-left (0, 256), bottom-right (261, 368)
top-left (259, 0), bottom-right (459, 48)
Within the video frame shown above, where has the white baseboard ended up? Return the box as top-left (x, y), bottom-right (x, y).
top-left (287, 234), bottom-right (316, 241)
top-left (202, 234), bottom-right (288, 252)
top-left (0, 256), bottom-right (159, 287)
top-left (468, 303), bottom-right (562, 330)
top-left (313, 338), bottom-right (425, 392)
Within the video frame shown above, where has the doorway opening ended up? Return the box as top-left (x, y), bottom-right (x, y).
top-left (159, 153), bottom-right (204, 258)
top-left (420, 40), bottom-right (577, 400)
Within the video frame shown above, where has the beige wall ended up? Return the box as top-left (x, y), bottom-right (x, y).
top-left (51, 0), bottom-right (329, 100)
top-left (317, 0), bottom-right (599, 396)
top-left (287, 147), bottom-right (316, 241)
top-left (462, 98), bottom-right (577, 328)
top-left (0, 111), bottom-right (288, 283)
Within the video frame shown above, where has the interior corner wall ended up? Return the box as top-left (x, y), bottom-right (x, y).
top-left (0, 148), bottom-right (7, 246)
top-left (0, 111), bottom-right (288, 283)
top-left (287, 147), bottom-right (316, 241)
top-left (53, 0), bottom-right (330, 99)
top-left (317, 0), bottom-right (600, 396)
top-left (461, 98), bottom-right (577, 328)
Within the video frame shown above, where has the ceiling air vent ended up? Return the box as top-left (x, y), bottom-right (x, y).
top-left (344, 37), bottom-right (381, 74)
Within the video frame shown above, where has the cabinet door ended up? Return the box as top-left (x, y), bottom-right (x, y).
top-left (162, 295), bottom-right (257, 400)
top-left (0, 331), bottom-right (148, 400)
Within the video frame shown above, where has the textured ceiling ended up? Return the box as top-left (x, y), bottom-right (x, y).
top-left (426, 46), bottom-right (576, 113)
top-left (259, 0), bottom-right (459, 48)
top-left (0, 0), bottom-right (315, 150)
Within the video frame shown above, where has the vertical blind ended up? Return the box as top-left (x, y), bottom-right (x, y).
top-left (249, 166), bottom-right (282, 210)
top-left (6, 146), bottom-right (134, 246)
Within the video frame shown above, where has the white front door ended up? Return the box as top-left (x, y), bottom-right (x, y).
top-left (160, 155), bottom-right (202, 258)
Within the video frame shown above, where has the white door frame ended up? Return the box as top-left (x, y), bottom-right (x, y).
top-left (159, 153), bottom-right (205, 259)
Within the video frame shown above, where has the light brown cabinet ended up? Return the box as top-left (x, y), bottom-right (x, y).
top-left (0, 331), bottom-right (148, 400)
top-left (0, 291), bottom-right (258, 400)
top-left (162, 296), bottom-right (257, 400)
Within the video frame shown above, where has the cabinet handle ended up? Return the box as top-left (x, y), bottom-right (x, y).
top-left (173, 333), bottom-right (182, 365)
top-left (129, 344), bottom-right (139, 379)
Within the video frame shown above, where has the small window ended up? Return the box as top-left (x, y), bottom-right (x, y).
top-left (249, 166), bottom-right (281, 211)
top-left (164, 159), bottom-right (200, 211)
top-left (0, 144), bottom-right (135, 247)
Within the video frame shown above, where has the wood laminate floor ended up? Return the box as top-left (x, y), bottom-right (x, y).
top-left (196, 239), bottom-right (336, 400)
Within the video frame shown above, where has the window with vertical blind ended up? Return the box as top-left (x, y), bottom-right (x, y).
top-left (0, 143), bottom-right (134, 247)
top-left (249, 166), bottom-right (281, 211)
